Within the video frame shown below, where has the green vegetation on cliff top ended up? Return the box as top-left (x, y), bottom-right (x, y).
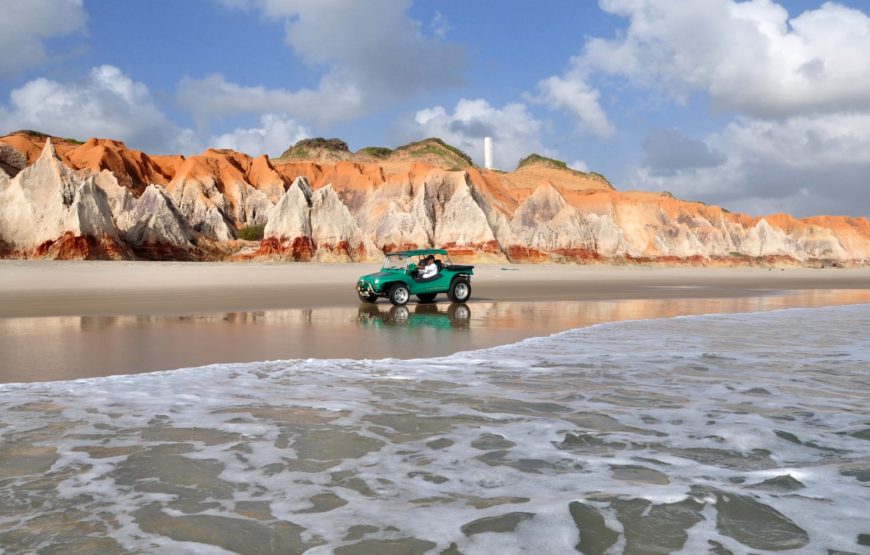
top-left (518, 153), bottom-right (611, 185)
top-left (12, 129), bottom-right (84, 145)
top-left (279, 138), bottom-right (350, 159)
top-left (273, 137), bottom-right (610, 184)
top-left (393, 137), bottom-right (473, 167)
top-left (356, 146), bottom-right (393, 158)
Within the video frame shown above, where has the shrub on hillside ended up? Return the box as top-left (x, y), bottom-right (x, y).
top-left (238, 224), bottom-right (266, 241)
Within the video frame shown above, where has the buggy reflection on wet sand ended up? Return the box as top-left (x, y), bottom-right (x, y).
top-left (357, 302), bottom-right (471, 329)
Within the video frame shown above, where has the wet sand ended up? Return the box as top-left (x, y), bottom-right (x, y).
top-left (1, 261), bottom-right (869, 318)
top-left (1, 261), bottom-right (869, 383)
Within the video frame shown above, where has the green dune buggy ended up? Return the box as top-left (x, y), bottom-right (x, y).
top-left (356, 248), bottom-right (474, 305)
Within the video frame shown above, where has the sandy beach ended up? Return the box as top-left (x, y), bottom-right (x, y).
top-left (1, 261), bottom-right (869, 383)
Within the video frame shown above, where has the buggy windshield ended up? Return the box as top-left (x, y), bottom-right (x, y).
top-left (382, 254), bottom-right (410, 270)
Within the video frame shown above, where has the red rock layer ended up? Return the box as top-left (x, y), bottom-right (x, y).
top-left (252, 237), bottom-right (316, 261)
top-left (33, 232), bottom-right (131, 260)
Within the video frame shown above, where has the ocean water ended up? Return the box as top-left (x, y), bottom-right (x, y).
top-left (1, 305), bottom-right (869, 554)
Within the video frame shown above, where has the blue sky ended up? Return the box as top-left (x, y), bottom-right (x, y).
top-left (1, 0), bottom-right (869, 218)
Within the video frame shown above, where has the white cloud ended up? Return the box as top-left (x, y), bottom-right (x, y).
top-left (533, 73), bottom-right (614, 138)
top-left (238, 0), bottom-right (462, 92)
top-left (202, 0), bottom-right (464, 126)
top-left (633, 112), bottom-right (870, 217)
top-left (402, 99), bottom-right (549, 170)
top-left (583, 0), bottom-right (870, 118)
top-left (535, 0), bottom-right (870, 217)
top-left (569, 160), bottom-right (589, 172)
top-left (535, 1), bottom-right (870, 138)
top-left (642, 128), bottom-right (726, 176)
top-left (2, 65), bottom-right (196, 154)
top-left (209, 114), bottom-right (309, 157)
top-left (176, 73), bottom-right (363, 128)
top-left (723, 112), bottom-right (870, 167)
top-left (430, 11), bottom-right (451, 39)
top-left (0, 0), bottom-right (87, 75)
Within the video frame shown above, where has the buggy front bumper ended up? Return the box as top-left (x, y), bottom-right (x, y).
top-left (357, 282), bottom-right (378, 296)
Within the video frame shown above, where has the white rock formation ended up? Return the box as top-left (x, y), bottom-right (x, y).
top-left (309, 185), bottom-right (377, 261)
top-left (223, 179), bottom-right (273, 228)
top-left (168, 175), bottom-right (237, 241)
top-left (510, 183), bottom-right (579, 250)
top-left (0, 139), bottom-right (121, 255)
top-left (124, 185), bottom-right (194, 248)
top-left (509, 183), bottom-right (630, 257)
top-left (93, 172), bottom-right (193, 249)
top-left (739, 218), bottom-right (803, 259)
top-left (349, 169), bottom-right (505, 256)
top-left (263, 176), bottom-right (312, 241)
top-left (793, 227), bottom-right (849, 260)
top-left (262, 177), bottom-right (374, 261)
top-left (94, 170), bottom-right (137, 224)
top-left (361, 184), bottom-right (435, 251)
top-left (433, 177), bottom-right (499, 248)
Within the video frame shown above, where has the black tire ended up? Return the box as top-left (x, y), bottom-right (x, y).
top-left (358, 291), bottom-right (378, 303)
top-left (416, 293), bottom-right (437, 303)
top-left (447, 278), bottom-right (471, 303)
top-left (389, 283), bottom-right (410, 306)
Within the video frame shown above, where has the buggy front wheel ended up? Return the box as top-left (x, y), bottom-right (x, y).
top-left (447, 279), bottom-right (471, 303)
top-left (389, 284), bottom-right (410, 306)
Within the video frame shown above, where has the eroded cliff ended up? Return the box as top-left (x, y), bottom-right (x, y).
top-left (1, 130), bottom-right (868, 265)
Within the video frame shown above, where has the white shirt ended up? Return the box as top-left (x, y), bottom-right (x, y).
top-left (420, 263), bottom-right (438, 279)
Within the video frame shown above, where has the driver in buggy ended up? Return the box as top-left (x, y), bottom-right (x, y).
top-left (419, 255), bottom-right (439, 279)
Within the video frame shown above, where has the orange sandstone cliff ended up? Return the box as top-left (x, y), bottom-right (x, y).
top-left (1, 131), bottom-right (868, 265)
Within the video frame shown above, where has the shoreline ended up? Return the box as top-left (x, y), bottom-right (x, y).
top-left (2, 261), bottom-right (870, 383)
top-left (0, 268), bottom-right (869, 383)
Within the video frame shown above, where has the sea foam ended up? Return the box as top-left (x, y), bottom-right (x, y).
top-left (1, 305), bottom-right (870, 554)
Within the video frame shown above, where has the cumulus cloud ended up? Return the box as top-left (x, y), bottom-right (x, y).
top-left (176, 74), bottom-right (363, 128)
top-left (199, 0), bottom-right (464, 126)
top-left (535, 0), bottom-right (870, 217)
top-left (0, 0), bottom-right (87, 75)
top-left (541, 1), bottom-right (870, 119)
top-left (582, 0), bottom-right (870, 118)
top-left (642, 128), bottom-right (726, 176)
top-left (634, 113), bottom-right (870, 217)
top-left (209, 114), bottom-right (309, 157)
top-left (532, 73), bottom-right (614, 138)
top-left (1, 65), bottom-right (196, 153)
top-left (400, 99), bottom-right (549, 170)
top-left (537, 1), bottom-right (870, 130)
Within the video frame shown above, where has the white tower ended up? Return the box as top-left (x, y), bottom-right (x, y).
top-left (484, 137), bottom-right (493, 170)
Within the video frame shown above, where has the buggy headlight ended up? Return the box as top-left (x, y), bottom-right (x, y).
top-left (374, 278), bottom-right (379, 284)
